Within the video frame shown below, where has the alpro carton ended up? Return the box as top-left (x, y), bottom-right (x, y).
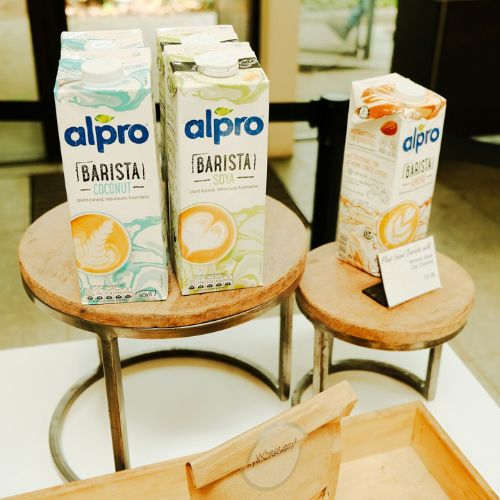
top-left (156, 26), bottom-right (238, 171)
top-left (61, 29), bottom-right (143, 51)
top-left (164, 42), bottom-right (269, 294)
top-left (54, 50), bottom-right (168, 304)
top-left (156, 25), bottom-right (238, 74)
top-left (337, 73), bottom-right (446, 276)
top-left (58, 48), bottom-right (150, 78)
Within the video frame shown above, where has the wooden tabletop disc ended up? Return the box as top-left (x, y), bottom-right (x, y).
top-left (19, 197), bottom-right (307, 333)
top-left (297, 243), bottom-right (475, 350)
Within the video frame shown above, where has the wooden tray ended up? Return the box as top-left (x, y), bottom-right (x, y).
top-left (14, 402), bottom-right (495, 499)
top-left (338, 402), bottom-right (495, 499)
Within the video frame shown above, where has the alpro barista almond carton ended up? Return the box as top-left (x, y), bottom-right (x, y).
top-left (337, 73), bottom-right (446, 276)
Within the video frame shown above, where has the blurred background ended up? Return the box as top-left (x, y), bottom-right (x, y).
top-left (0, 0), bottom-right (499, 405)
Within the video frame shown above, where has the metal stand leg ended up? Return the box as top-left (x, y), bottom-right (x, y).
top-left (278, 293), bottom-right (294, 401)
top-left (312, 326), bottom-right (332, 394)
top-left (98, 334), bottom-right (130, 472)
top-left (423, 345), bottom-right (442, 400)
top-left (293, 334), bottom-right (448, 405)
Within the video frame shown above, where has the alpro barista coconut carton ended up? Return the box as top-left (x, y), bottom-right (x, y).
top-left (164, 41), bottom-right (268, 295)
top-left (336, 73), bottom-right (446, 276)
top-left (54, 49), bottom-right (168, 304)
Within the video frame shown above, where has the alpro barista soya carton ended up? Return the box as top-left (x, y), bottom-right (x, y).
top-left (337, 73), bottom-right (446, 276)
top-left (164, 42), bottom-right (269, 295)
top-left (156, 26), bottom-right (239, 171)
top-left (54, 50), bottom-right (168, 304)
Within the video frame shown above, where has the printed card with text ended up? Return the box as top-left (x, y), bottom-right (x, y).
top-left (377, 236), bottom-right (441, 307)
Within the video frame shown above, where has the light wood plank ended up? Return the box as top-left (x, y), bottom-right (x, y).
top-left (337, 446), bottom-right (448, 499)
top-left (10, 457), bottom-right (190, 500)
top-left (187, 380), bottom-right (356, 489)
top-left (340, 402), bottom-right (417, 462)
top-left (12, 401), bottom-right (495, 499)
top-left (413, 405), bottom-right (497, 499)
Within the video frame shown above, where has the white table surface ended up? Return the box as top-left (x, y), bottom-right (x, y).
top-left (0, 313), bottom-right (499, 497)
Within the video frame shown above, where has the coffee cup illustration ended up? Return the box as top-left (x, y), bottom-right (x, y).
top-left (179, 203), bottom-right (236, 264)
top-left (71, 213), bottom-right (130, 274)
top-left (378, 202), bottom-right (419, 249)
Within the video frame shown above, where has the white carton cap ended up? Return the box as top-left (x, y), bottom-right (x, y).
top-left (194, 51), bottom-right (239, 78)
top-left (394, 78), bottom-right (426, 103)
top-left (81, 58), bottom-right (124, 85)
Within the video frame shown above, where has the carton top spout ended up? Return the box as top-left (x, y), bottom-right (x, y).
top-left (54, 50), bottom-right (152, 112)
top-left (394, 79), bottom-right (426, 103)
top-left (352, 73), bottom-right (446, 122)
top-left (61, 29), bottom-right (144, 52)
top-left (181, 33), bottom-right (221, 55)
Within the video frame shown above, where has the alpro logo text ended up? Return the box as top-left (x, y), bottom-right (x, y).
top-left (184, 107), bottom-right (264, 145)
top-left (64, 115), bottom-right (149, 153)
top-left (402, 124), bottom-right (440, 154)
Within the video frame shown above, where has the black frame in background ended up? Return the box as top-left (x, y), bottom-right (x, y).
top-left (27, 0), bottom-right (68, 161)
top-left (0, 0), bottom-right (66, 162)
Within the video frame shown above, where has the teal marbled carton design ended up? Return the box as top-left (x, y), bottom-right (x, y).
top-left (54, 48), bottom-right (168, 304)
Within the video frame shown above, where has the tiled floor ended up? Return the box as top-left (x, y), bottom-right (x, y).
top-left (0, 165), bottom-right (93, 348)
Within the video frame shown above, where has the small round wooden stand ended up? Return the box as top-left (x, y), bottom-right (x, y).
top-left (19, 196), bottom-right (308, 481)
top-left (292, 242), bottom-right (475, 406)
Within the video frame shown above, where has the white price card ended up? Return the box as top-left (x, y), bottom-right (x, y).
top-left (377, 236), bottom-right (441, 308)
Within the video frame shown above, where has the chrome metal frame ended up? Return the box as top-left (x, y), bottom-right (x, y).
top-left (292, 323), bottom-right (448, 406)
top-left (23, 281), bottom-right (295, 482)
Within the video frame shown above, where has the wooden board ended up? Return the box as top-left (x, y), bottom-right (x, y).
top-left (19, 197), bottom-right (307, 330)
top-left (12, 402), bottom-right (496, 499)
top-left (337, 447), bottom-right (449, 499)
top-left (186, 381), bottom-right (356, 499)
top-left (296, 242), bottom-right (475, 350)
top-left (412, 405), bottom-right (496, 500)
top-left (339, 403), bottom-right (496, 500)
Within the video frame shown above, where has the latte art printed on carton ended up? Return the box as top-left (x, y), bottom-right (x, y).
top-left (179, 204), bottom-right (236, 264)
top-left (72, 213), bottom-right (130, 274)
top-left (378, 202), bottom-right (419, 250)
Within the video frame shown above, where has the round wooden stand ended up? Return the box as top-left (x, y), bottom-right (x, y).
top-left (19, 196), bottom-right (308, 481)
top-left (292, 242), bottom-right (475, 405)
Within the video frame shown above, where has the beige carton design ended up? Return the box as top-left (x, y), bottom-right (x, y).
top-left (337, 73), bottom-right (446, 276)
